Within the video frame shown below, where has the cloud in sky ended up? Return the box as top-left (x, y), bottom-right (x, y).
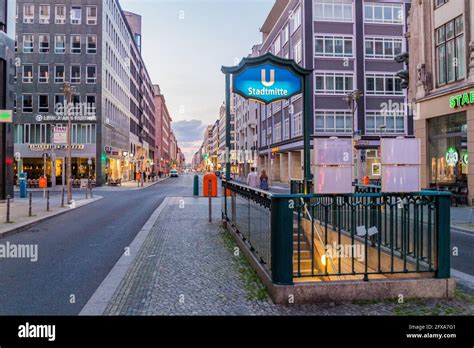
top-left (172, 119), bottom-right (208, 162)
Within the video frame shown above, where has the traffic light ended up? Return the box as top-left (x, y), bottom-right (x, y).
top-left (395, 52), bottom-right (409, 89)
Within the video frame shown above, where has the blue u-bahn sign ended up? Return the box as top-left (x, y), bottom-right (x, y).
top-left (233, 63), bottom-right (303, 104)
top-left (223, 52), bottom-right (311, 105)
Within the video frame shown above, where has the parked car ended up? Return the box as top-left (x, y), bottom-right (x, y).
top-left (170, 170), bottom-right (179, 177)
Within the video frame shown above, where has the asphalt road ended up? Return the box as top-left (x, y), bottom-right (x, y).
top-left (0, 174), bottom-right (195, 315)
top-left (451, 229), bottom-right (474, 276)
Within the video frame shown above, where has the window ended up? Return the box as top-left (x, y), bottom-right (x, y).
top-left (23, 34), bottom-right (34, 53)
top-left (293, 40), bottom-right (302, 63)
top-left (315, 72), bottom-right (354, 94)
top-left (261, 129), bottom-right (267, 147)
top-left (72, 95), bottom-right (81, 114)
top-left (435, 0), bottom-right (449, 8)
top-left (22, 65), bottom-right (33, 83)
top-left (315, 110), bottom-right (352, 133)
top-left (87, 35), bottom-right (97, 54)
top-left (55, 5), bottom-right (66, 24)
top-left (54, 95), bottom-right (65, 112)
top-left (22, 95), bottom-right (33, 113)
top-left (282, 25), bottom-right (289, 45)
top-left (71, 35), bottom-right (81, 54)
top-left (86, 65), bottom-right (97, 84)
top-left (54, 35), bottom-right (65, 54)
top-left (364, 3), bottom-right (403, 24)
top-left (366, 73), bottom-right (403, 95)
top-left (366, 111), bottom-right (405, 134)
top-left (274, 35), bottom-right (281, 55)
top-left (274, 123), bottom-right (282, 143)
top-left (70, 6), bottom-right (81, 25)
top-left (54, 65), bottom-right (65, 83)
top-left (293, 113), bottom-right (303, 136)
top-left (284, 118), bottom-right (290, 140)
top-left (39, 34), bottom-right (50, 53)
top-left (38, 95), bottom-right (49, 113)
top-left (86, 95), bottom-right (97, 115)
top-left (436, 16), bottom-right (465, 85)
top-left (365, 37), bottom-right (403, 59)
top-left (290, 6), bottom-right (301, 34)
top-left (315, 35), bottom-right (353, 57)
top-left (23, 4), bottom-right (34, 23)
top-left (39, 5), bottom-right (50, 24)
top-left (86, 6), bottom-right (97, 25)
top-left (314, 0), bottom-right (353, 22)
top-left (39, 65), bottom-right (49, 83)
top-left (71, 65), bottom-right (81, 84)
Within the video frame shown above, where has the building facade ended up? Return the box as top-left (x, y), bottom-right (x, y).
top-left (0, 0), bottom-right (15, 199)
top-left (14, 0), bottom-right (159, 186)
top-left (254, 0), bottom-right (412, 184)
top-left (409, 0), bottom-right (474, 200)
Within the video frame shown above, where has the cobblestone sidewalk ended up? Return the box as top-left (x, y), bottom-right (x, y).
top-left (104, 197), bottom-right (474, 316)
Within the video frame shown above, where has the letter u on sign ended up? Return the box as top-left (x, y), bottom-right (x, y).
top-left (261, 69), bottom-right (275, 87)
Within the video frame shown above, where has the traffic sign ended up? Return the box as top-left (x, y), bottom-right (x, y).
top-left (14, 152), bottom-right (21, 161)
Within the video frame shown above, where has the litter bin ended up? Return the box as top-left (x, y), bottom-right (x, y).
top-left (19, 172), bottom-right (28, 198)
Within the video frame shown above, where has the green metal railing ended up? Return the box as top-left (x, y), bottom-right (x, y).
top-left (222, 181), bottom-right (451, 285)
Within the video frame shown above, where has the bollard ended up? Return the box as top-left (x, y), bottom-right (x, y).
top-left (193, 175), bottom-right (199, 196)
top-left (90, 182), bottom-right (93, 199)
top-left (46, 190), bottom-right (50, 211)
top-left (85, 185), bottom-right (88, 199)
top-left (61, 187), bottom-right (65, 207)
top-left (6, 195), bottom-right (11, 223)
top-left (29, 192), bottom-right (33, 217)
top-left (208, 181), bottom-right (212, 223)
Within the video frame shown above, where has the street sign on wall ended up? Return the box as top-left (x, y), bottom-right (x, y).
top-left (53, 126), bottom-right (67, 144)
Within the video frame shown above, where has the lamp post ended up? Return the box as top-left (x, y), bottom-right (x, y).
top-left (62, 82), bottom-right (75, 204)
top-left (343, 89), bottom-right (363, 183)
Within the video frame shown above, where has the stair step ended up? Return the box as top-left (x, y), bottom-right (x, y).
top-left (293, 250), bottom-right (311, 257)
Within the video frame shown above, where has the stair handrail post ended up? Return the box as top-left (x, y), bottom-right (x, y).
top-left (271, 195), bottom-right (294, 285)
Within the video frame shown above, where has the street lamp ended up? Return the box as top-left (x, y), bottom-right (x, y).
top-left (343, 89), bottom-right (363, 183)
top-left (62, 82), bottom-right (76, 204)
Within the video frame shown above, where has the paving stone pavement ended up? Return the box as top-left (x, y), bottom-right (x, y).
top-left (103, 197), bottom-right (474, 316)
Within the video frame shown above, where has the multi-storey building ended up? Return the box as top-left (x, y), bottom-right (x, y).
top-left (234, 46), bottom-right (261, 179)
top-left (153, 84), bottom-right (173, 174)
top-left (409, 0), bottom-right (474, 200)
top-left (255, 0), bottom-right (411, 184)
top-left (125, 10), bottom-right (155, 177)
top-left (14, 0), bottom-right (157, 186)
top-left (217, 101), bottom-right (238, 175)
top-left (208, 119), bottom-right (219, 171)
top-left (0, 0), bottom-right (15, 199)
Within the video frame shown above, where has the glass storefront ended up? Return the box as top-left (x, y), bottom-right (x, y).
top-left (428, 111), bottom-right (467, 187)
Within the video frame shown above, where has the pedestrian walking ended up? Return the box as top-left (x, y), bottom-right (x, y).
top-left (260, 169), bottom-right (269, 190)
top-left (246, 167), bottom-right (259, 188)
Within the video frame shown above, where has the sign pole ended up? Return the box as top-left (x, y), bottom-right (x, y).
top-left (225, 73), bottom-right (231, 183)
top-left (303, 73), bottom-right (313, 194)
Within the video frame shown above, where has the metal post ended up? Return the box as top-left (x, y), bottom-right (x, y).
top-left (436, 194), bottom-right (451, 279)
top-left (29, 192), bottom-right (32, 217)
top-left (46, 190), bottom-right (50, 211)
top-left (225, 73), bottom-right (231, 182)
top-left (63, 83), bottom-right (74, 204)
top-left (6, 195), bottom-right (11, 223)
top-left (61, 187), bottom-right (65, 207)
top-left (271, 196), bottom-right (294, 285)
top-left (43, 153), bottom-right (47, 198)
top-left (208, 181), bottom-right (212, 223)
top-left (303, 73), bottom-right (313, 194)
top-left (85, 184), bottom-right (88, 199)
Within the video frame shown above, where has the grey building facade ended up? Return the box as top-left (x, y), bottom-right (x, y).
top-left (257, 0), bottom-right (412, 183)
top-left (14, 0), bottom-right (150, 186)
